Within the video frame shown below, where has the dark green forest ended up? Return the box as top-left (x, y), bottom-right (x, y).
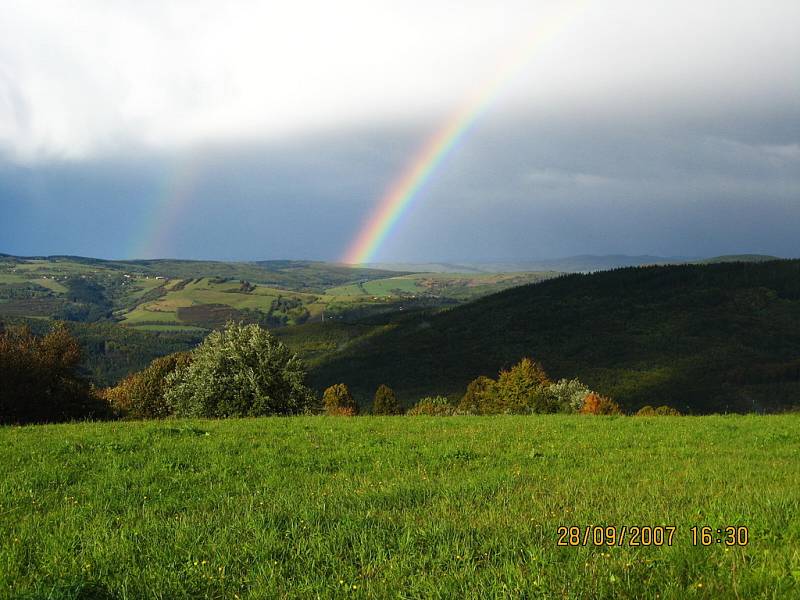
top-left (309, 260), bottom-right (800, 413)
top-left (2, 318), bottom-right (202, 386)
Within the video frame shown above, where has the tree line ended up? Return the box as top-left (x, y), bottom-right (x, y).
top-left (0, 321), bottom-right (679, 425)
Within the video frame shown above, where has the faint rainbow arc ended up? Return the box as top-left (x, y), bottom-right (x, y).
top-left (342, 2), bottom-right (585, 264)
top-left (129, 156), bottom-right (199, 260)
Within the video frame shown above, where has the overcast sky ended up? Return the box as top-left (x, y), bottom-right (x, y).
top-left (1, 0), bottom-right (799, 261)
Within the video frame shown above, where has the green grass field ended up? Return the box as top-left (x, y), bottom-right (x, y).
top-left (119, 273), bottom-right (534, 332)
top-left (325, 272), bottom-right (555, 300)
top-left (119, 278), bottom-right (318, 329)
top-left (1, 415), bottom-right (798, 599)
top-left (118, 276), bottom-right (410, 331)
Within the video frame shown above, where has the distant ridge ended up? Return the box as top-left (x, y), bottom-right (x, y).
top-left (0, 253), bottom-right (406, 293)
top-left (364, 254), bottom-right (783, 274)
top-left (363, 255), bottom-right (688, 273)
top-left (3, 252), bottom-right (783, 275)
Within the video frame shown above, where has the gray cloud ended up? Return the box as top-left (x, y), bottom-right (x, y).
top-left (0, 1), bottom-right (798, 261)
top-left (2, 107), bottom-right (798, 261)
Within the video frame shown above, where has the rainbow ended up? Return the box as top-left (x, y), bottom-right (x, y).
top-left (342, 2), bottom-right (585, 264)
top-left (129, 155), bottom-right (200, 260)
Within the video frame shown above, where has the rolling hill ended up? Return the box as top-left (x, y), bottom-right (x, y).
top-left (0, 253), bottom-right (556, 383)
top-left (4, 252), bottom-right (796, 404)
top-left (0, 254), bottom-right (556, 332)
top-left (308, 260), bottom-right (800, 413)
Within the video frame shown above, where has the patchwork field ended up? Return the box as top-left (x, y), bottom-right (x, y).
top-left (118, 277), bottom-right (320, 331)
top-left (0, 255), bottom-right (558, 334)
top-left (326, 272), bottom-right (555, 300)
top-left (1, 415), bottom-right (797, 598)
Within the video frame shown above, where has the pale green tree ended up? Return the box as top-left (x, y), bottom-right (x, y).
top-left (165, 322), bottom-right (315, 417)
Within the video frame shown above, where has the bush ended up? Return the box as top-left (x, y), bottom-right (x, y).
top-left (371, 384), bottom-right (401, 415)
top-left (164, 322), bottom-right (315, 418)
top-left (0, 323), bottom-right (110, 424)
top-left (636, 405), bottom-right (682, 416)
top-left (407, 396), bottom-right (455, 416)
top-left (323, 383), bottom-right (358, 416)
top-left (495, 357), bottom-right (553, 414)
top-left (457, 375), bottom-right (497, 415)
top-left (580, 392), bottom-right (623, 415)
top-left (547, 378), bottom-right (593, 413)
top-left (104, 352), bottom-right (191, 419)
top-left (456, 359), bottom-right (556, 415)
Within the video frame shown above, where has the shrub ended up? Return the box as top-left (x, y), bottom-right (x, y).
top-left (580, 392), bottom-right (624, 415)
top-left (323, 383), bottom-right (358, 416)
top-left (164, 322), bottom-right (315, 418)
top-left (495, 357), bottom-right (553, 413)
top-left (371, 384), bottom-right (401, 415)
top-left (104, 352), bottom-right (191, 419)
top-left (0, 323), bottom-right (110, 424)
top-left (407, 396), bottom-right (455, 416)
top-left (456, 362), bottom-right (601, 416)
top-left (547, 378), bottom-right (593, 413)
top-left (457, 375), bottom-right (497, 415)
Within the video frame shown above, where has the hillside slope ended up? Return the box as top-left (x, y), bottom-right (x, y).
top-left (310, 260), bottom-right (800, 413)
top-left (0, 254), bottom-right (554, 331)
top-left (0, 253), bottom-right (556, 384)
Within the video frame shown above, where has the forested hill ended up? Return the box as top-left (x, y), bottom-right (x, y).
top-left (310, 260), bottom-right (800, 413)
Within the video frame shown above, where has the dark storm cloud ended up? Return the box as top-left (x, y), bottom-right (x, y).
top-left (1, 1), bottom-right (799, 261)
top-left (0, 127), bottom-right (424, 260)
top-left (1, 105), bottom-right (798, 261)
top-left (369, 108), bottom-right (800, 261)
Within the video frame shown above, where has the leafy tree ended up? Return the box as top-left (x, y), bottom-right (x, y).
top-left (548, 378), bottom-right (593, 413)
top-left (456, 376), bottom-right (497, 415)
top-left (0, 323), bottom-right (109, 424)
top-left (165, 322), bottom-right (315, 418)
top-left (495, 357), bottom-right (553, 413)
top-left (371, 384), bottom-right (401, 415)
top-left (322, 383), bottom-right (358, 416)
top-left (407, 396), bottom-right (454, 416)
top-left (580, 392), bottom-right (623, 415)
top-left (104, 352), bottom-right (191, 419)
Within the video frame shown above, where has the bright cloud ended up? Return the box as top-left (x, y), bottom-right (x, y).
top-left (1, 0), bottom-right (798, 161)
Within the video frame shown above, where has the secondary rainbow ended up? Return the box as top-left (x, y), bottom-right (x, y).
top-left (342, 2), bottom-right (585, 264)
top-left (129, 156), bottom-right (199, 260)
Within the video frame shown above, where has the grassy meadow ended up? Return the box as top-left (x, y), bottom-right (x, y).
top-left (325, 272), bottom-right (553, 300)
top-left (1, 415), bottom-right (798, 599)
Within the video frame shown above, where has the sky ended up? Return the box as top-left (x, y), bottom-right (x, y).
top-left (1, 0), bottom-right (799, 262)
